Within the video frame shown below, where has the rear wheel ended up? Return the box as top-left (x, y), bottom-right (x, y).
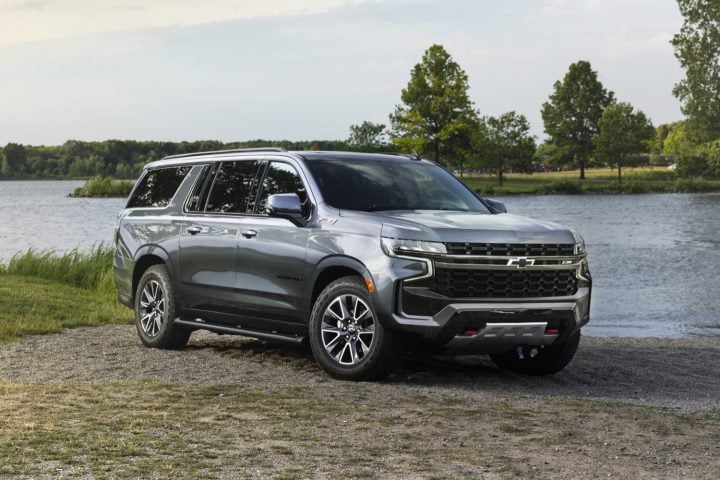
top-left (490, 331), bottom-right (581, 375)
top-left (309, 276), bottom-right (399, 381)
top-left (134, 264), bottom-right (191, 349)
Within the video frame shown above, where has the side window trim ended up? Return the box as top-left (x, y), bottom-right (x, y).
top-left (184, 163), bottom-right (217, 213)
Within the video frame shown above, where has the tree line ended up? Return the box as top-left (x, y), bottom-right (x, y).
top-left (1, 0), bottom-right (718, 183)
top-left (0, 139), bottom-right (349, 180)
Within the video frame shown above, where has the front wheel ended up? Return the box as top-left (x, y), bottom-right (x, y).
top-left (309, 276), bottom-right (399, 381)
top-left (490, 331), bottom-right (581, 375)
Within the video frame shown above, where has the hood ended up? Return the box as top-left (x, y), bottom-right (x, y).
top-left (341, 210), bottom-right (577, 244)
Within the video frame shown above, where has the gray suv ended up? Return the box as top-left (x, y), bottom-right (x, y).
top-left (114, 148), bottom-right (591, 380)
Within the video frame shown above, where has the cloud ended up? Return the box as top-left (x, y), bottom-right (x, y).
top-left (0, 0), bottom-right (685, 145)
top-left (1, 0), bottom-right (47, 11)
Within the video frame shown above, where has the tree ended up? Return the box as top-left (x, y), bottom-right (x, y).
top-left (481, 112), bottom-right (536, 185)
top-left (347, 121), bottom-right (389, 151)
top-left (389, 44), bottom-right (477, 166)
top-left (1, 143), bottom-right (27, 177)
top-left (541, 60), bottom-right (614, 179)
top-left (672, 0), bottom-right (720, 142)
top-left (662, 122), bottom-right (696, 156)
top-left (594, 102), bottom-right (654, 183)
top-left (534, 141), bottom-right (573, 170)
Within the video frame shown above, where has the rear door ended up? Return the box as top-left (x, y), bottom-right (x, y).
top-left (176, 159), bottom-right (264, 315)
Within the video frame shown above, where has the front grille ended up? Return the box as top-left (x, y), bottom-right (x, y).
top-left (430, 267), bottom-right (578, 298)
top-left (445, 243), bottom-right (575, 256)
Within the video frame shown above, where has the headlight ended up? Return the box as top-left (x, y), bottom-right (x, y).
top-left (571, 230), bottom-right (586, 255)
top-left (380, 237), bottom-right (447, 257)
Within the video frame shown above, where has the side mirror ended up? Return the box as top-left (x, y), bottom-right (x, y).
top-left (485, 198), bottom-right (507, 214)
top-left (265, 193), bottom-right (307, 226)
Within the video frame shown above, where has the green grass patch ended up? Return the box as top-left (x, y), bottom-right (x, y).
top-left (0, 247), bottom-right (131, 342)
top-left (0, 275), bottom-right (130, 343)
top-left (460, 167), bottom-right (720, 196)
top-left (70, 176), bottom-right (134, 198)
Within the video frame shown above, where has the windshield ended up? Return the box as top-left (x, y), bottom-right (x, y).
top-left (306, 159), bottom-right (490, 213)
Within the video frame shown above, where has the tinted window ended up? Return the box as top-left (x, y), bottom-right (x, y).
top-left (128, 166), bottom-right (191, 208)
top-left (205, 160), bottom-right (262, 214)
top-left (306, 160), bottom-right (490, 213)
top-left (258, 162), bottom-right (311, 218)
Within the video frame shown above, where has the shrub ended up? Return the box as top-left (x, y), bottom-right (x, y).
top-left (534, 181), bottom-right (583, 194)
top-left (71, 176), bottom-right (134, 197)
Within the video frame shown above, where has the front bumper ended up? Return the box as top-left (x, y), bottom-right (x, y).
top-left (389, 286), bottom-right (591, 354)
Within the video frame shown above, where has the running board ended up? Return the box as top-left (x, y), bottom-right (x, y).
top-left (174, 318), bottom-right (306, 344)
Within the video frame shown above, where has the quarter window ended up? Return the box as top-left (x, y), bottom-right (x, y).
top-left (205, 161), bottom-right (262, 214)
top-left (127, 166), bottom-right (191, 208)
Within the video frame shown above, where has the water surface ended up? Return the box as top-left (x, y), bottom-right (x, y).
top-left (1, 181), bottom-right (718, 338)
top-left (0, 181), bottom-right (125, 259)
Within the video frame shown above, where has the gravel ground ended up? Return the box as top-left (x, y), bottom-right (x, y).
top-left (0, 325), bottom-right (718, 412)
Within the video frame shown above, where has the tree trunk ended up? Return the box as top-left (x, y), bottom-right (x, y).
top-left (433, 138), bottom-right (441, 165)
top-left (579, 158), bottom-right (586, 180)
top-left (617, 159), bottom-right (622, 184)
top-left (497, 165), bottom-right (504, 186)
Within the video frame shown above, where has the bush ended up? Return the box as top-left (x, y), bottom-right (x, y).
top-left (533, 181), bottom-right (584, 195)
top-left (71, 176), bottom-right (134, 198)
top-left (675, 155), bottom-right (709, 178)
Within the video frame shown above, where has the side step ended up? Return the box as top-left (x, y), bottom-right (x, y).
top-left (174, 318), bottom-right (306, 344)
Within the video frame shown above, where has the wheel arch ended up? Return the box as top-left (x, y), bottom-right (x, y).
top-left (309, 256), bottom-right (372, 309)
top-left (132, 246), bottom-right (172, 302)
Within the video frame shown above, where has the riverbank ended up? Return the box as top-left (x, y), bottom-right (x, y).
top-left (0, 326), bottom-right (717, 478)
top-left (461, 166), bottom-right (720, 195)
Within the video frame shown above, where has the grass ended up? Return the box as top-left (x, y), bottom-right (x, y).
top-left (70, 176), bottom-right (134, 198)
top-left (0, 246), bottom-right (131, 342)
top-left (0, 381), bottom-right (717, 478)
top-left (461, 166), bottom-right (720, 195)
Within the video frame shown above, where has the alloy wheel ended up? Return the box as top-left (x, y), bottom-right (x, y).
top-left (321, 294), bottom-right (376, 366)
top-left (139, 280), bottom-right (165, 337)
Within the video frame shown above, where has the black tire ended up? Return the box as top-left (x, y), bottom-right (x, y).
top-left (309, 276), bottom-right (399, 381)
top-left (134, 264), bottom-right (191, 349)
top-left (490, 331), bottom-right (581, 375)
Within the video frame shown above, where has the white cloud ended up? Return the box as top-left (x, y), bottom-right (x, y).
top-left (0, 0), bottom-right (686, 144)
top-left (0, 0), bottom-right (382, 45)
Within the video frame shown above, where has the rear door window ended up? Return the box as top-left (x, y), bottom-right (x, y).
top-left (127, 166), bottom-right (191, 208)
top-left (205, 160), bottom-right (262, 214)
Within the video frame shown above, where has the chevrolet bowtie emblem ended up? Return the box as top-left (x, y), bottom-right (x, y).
top-left (507, 257), bottom-right (535, 269)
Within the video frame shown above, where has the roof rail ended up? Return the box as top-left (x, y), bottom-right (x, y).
top-left (162, 147), bottom-right (288, 160)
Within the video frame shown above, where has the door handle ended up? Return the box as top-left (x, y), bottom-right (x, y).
top-left (241, 229), bottom-right (257, 238)
top-left (187, 226), bottom-right (202, 235)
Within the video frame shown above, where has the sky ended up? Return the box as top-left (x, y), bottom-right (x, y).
top-left (0, 0), bottom-right (685, 145)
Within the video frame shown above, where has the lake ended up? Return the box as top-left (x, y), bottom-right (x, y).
top-left (1, 180), bottom-right (718, 338)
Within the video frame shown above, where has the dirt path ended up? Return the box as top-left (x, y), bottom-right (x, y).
top-left (1, 325), bottom-right (718, 412)
top-left (1, 326), bottom-right (719, 479)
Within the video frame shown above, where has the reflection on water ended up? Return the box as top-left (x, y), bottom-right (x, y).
top-left (1, 181), bottom-right (718, 338)
top-left (0, 181), bottom-right (125, 259)
top-left (502, 193), bottom-right (720, 338)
